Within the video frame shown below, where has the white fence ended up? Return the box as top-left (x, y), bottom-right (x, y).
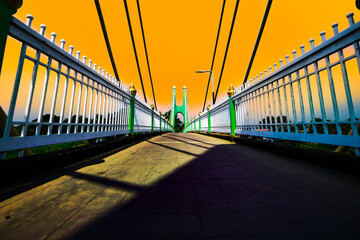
top-left (184, 13), bottom-right (360, 154)
top-left (0, 15), bottom-right (173, 159)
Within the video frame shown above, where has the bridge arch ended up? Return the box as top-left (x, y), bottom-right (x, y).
top-left (170, 86), bottom-right (189, 127)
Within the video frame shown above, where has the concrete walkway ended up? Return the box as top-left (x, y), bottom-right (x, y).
top-left (1, 133), bottom-right (360, 239)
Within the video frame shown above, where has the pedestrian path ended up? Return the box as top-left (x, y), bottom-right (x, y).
top-left (1, 133), bottom-right (360, 239)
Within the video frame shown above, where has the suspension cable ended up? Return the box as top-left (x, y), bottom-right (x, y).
top-left (94, 0), bottom-right (121, 82)
top-left (123, 0), bottom-right (147, 102)
top-left (242, 0), bottom-right (273, 85)
top-left (214, 0), bottom-right (240, 103)
top-left (202, 0), bottom-right (226, 111)
top-left (136, 0), bottom-right (157, 110)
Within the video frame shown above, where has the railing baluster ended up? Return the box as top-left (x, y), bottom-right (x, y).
top-left (276, 80), bottom-right (284, 132)
top-left (48, 33), bottom-right (60, 135)
top-left (321, 31), bottom-right (342, 134)
top-left (22, 24), bottom-right (46, 138)
top-left (282, 77), bottom-right (291, 132)
top-left (67, 48), bottom-right (77, 134)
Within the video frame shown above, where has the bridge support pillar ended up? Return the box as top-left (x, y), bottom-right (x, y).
top-left (0, 0), bottom-right (22, 74)
top-left (129, 83), bottom-right (137, 136)
top-left (228, 85), bottom-right (236, 136)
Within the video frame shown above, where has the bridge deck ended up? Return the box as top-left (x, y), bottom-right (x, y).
top-left (1, 133), bottom-right (360, 239)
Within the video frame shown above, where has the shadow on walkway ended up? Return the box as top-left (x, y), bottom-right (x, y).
top-left (62, 135), bottom-right (360, 240)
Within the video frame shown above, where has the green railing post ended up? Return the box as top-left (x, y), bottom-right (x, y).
top-left (198, 112), bottom-right (201, 132)
top-left (0, 0), bottom-right (22, 74)
top-left (159, 111), bottom-right (162, 132)
top-left (207, 104), bottom-right (211, 133)
top-left (129, 83), bottom-right (137, 135)
top-left (151, 104), bottom-right (154, 133)
top-left (227, 84), bottom-right (236, 136)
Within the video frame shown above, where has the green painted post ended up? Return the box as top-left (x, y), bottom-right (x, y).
top-left (151, 104), bottom-right (154, 133)
top-left (207, 104), bottom-right (211, 133)
top-left (228, 85), bottom-right (236, 136)
top-left (159, 111), bottom-right (162, 132)
top-left (129, 83), bottom-right (137, 135)
top-left (0, 0), bottom-right (22, 74)
top-left (198, 113), bottom-right (201, 132)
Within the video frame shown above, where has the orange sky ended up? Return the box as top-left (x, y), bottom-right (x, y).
top-left (1, 0), bottom-right (359, 119)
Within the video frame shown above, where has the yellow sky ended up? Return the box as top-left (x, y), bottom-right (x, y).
top-left (1, 0), bottom-right (359, 118)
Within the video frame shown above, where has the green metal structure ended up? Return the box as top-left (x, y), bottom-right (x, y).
top-left (170, 85), bottom-right (189, 127)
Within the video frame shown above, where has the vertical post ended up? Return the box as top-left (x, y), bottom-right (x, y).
top-left (151, 104), bottom-right (154, 133)
top-left (207, 104), bottom-right (211, 133)
top-left (198, 112), bottom-right (201, 132)
top-left (129, 83), bottom-right (136, 136)
top-left (159, 111), bottom-right (162, 132)
top-left (0, 0), bottom-right (22, 74)
top-left (228, 84), bottom-right (236, 136)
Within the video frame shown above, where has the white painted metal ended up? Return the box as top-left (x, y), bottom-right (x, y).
top-left (0, 16), bottom-right (173, 159)
top-left (185, 13), bottom-right (360, 153)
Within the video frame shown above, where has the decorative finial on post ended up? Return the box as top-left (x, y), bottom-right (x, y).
top-left (320, 31), bottom-right (326, 43)
top-left (207, 104), bottom-right (211, 111)
top-left (159, 111), bottom-right (162, 115)
top-left (26, 14), bottom-right (33, 27)
top-left (50, 32), bottom-right (56, 43)
top-left (347, 12), bottom-right (355, 26)
top-left (69, 45), bottom-right (74, 55)
top-left (88, 60), bottom-right (92, 68)
top-left (39, 24), bottom-right (46, 36)
top-left (309, 39), bottom-right (315, 49)
top-left (332, 23), bottom-right (339, 35)
top-left (300, 45), bottom-right (305, 55)
top-left (285, 55), bottom-right (290, 64)
top-left (227, 84), bottom-right (235, 97)
top-left (199, 112), bottom-right (201, 116)
top-left (151, 104), bottom-right (154, 110)
top-left (82, 56), bottom-right (86, 64)
top-left (129, 83), bottom-right (137, 95)
top-left (292, 50), bottom-right (297, 59)
top-left (279, 59), bottom-right (283, 67)
top-left (60, 39), bottom-right (65, 50)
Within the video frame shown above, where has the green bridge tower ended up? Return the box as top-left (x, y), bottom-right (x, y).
top-left (170, 85), bottom-right (189, 127)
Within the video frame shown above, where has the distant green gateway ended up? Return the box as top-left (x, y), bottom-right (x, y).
top-left (170, 86), bottom-right (189, 127)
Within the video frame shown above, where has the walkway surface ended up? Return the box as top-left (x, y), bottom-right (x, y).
top-left (1, 133), bottom-right (360, 239)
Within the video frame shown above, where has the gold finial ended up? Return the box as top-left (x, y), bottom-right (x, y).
top-left (227, 84), bottom-right (235, 97)
top-left (207, 104), bottom-right (211, 111)
top-left (129, 83), bottom-right (137, 95)
top-left (151, 104), bottom-right (154, 110)
top-left (159, 111), bottom-right (162, 115)
top-left (198, 112), bottom-right (201, 116)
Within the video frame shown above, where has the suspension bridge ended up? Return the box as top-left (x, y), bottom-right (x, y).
top-left (0, 0), bottom-right (360, 239)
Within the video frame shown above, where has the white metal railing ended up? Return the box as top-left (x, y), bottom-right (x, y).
top-left (185, 13), bottom-right (360, 154)
top-left (0, 15), bottom-right (173, 159)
